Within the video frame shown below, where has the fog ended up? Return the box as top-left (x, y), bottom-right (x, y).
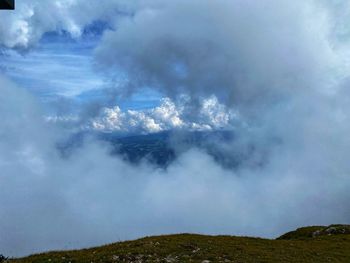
top-left (1, 0), bottom-right (350, 257)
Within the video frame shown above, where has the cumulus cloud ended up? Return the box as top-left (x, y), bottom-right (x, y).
top-left (0, 0), bottom-right (132, 48)
top-left (88, 96), bottom-right (236, 133)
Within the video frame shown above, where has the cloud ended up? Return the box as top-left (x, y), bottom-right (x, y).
top-left (87, 96), bottom-right (236, 133)
top-left (0, 0), bottom-right (132, 49)
top-left (1, 0), bottom-right (350, 259)
top-left (95, 0), bottom-right (339, 111)
top-left (1, 69), bottom-right (350, 258)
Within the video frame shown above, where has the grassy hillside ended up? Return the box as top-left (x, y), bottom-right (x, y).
top-left (6, 225), bottom-right (350, 263)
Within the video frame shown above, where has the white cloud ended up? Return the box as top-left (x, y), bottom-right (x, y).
top-left (0, 0), bottom-right (131, 48)
top-left (88, 96), bottom-right (236, 133)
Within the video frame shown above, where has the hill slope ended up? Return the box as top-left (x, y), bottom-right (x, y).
top-left (8, 225), bottom-right (350, 263)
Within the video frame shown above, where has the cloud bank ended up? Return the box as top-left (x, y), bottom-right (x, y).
top-left (95, 0), bottom-right (337, 110)
top-left (1, 76), bottom-right (350, 258)
top-left (1, 0), bottom-right (350, 258)
top-left (46, 95), bottom-right (236, 134)
top-left (88, 96), bottom-right (236, 133)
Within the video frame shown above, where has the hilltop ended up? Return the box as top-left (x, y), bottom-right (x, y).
top-left (5, 225), bottom-right (350, 263)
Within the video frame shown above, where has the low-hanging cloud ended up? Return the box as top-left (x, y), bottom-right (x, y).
top-left (95, 0), bottom-right (340, 111)
top-left (1, 74), bottom-right (350, 257)
top-left (1, 0), bottom-right (350, 259)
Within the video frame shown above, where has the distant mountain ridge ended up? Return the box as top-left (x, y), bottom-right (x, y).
top-left (59, 130), bottom-right (239, 168)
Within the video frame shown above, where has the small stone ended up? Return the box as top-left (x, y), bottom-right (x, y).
top-left (192, 247), bottom-right (200, 253)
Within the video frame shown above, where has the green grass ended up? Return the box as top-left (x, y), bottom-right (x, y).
top-left (7, 225), bottom-right (350, 263)
top-left (278, 224), bottom-right (350, 240)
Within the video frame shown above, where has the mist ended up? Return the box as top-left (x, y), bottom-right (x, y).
top-left (1, 74), bottom-right (350, 256)
top-left (1, 0), bottom-right (350, 258)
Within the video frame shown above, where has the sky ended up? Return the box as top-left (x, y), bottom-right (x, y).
top-left (0, 28), bottom-right (162, 112)
top-left (1, 0), bottom-right (350, 257)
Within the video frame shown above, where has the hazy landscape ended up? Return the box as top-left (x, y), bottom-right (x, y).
top-left (1, 0), bottom-right (350, 261)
